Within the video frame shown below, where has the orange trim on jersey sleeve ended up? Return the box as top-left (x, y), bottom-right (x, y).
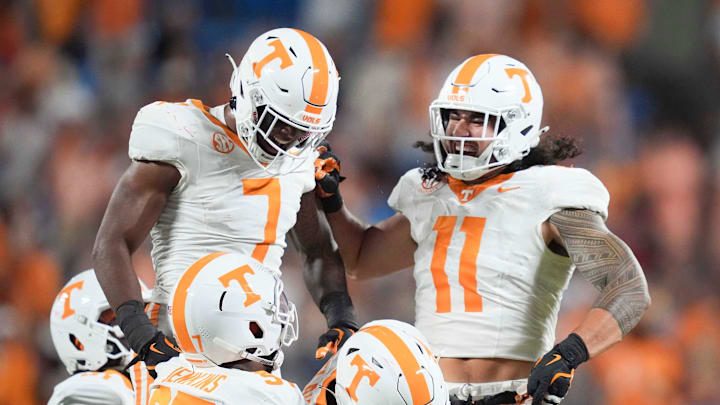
top-left (172, 252), bottom-right (229, 353)
top-left (292, 29), bottom-right (330, 115)
top-left (447, 172), bottom-right (515, 203)
top-left (451, 54), bottom-right (499, 94)
top-left (361, 325), bottom-right (432, 404)
top-left (188, 99), bottom-right (251, 157)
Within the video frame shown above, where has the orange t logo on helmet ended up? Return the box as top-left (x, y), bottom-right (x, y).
top-left (218, 265), bottom-right (261, 307)
top-left (504, 67), bottom-right (532, 103)
top-left (252, 39), bottom-right (294, 78)
top-left (58, 281), bottom-right (84, 319)
top-left (345, 354), bottom-right (381, 401)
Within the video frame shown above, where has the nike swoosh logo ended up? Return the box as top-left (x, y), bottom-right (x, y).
top-left (550, 369), bottom-right (574, 385)
top-left (149, 344), bottom-right (164, 355)
top-left (498, 186), bottom-right (520, 193)
top-left (545, 354), bottom-right (562, 366)
top-left (164, 337), bottom-right (179, 351)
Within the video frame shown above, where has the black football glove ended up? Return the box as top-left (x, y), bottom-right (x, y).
top-left (117, 300), bottom-right (181, 377)
top-left (315, 291), bottom-right (358, 359)
top-left (528, 333), bottom-right (589, 405)
top-left (315, 325), bottom-right (356, 359)
top-left (314, 142), bottom-right (345, 213)
top-left (131, 332), bottom-right (181, 377)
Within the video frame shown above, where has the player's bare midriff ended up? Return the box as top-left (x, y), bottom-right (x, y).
top-left (439, 357), bottom-right (533, 383)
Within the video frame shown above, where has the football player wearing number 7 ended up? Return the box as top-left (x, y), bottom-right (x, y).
top-left (92, 28), bottom-right (358, 377)
top-left (314, 54), bottom-right (651, 404)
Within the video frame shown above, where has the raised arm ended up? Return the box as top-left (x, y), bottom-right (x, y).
top-left (326, 208), bottom-right (416, 279)
top-left (92, 160), bottom-right (181, 370)
top-left (313, 143), bottom-right (416, 279)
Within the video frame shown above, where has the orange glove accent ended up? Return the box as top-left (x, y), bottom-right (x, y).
top-left (315, 327), bottom-right (355, 359)
top-left (313, 142), bottom-right (345, 212)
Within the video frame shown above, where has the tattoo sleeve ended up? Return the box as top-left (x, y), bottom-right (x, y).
top-left (549, 209), bottom-right (651, 336)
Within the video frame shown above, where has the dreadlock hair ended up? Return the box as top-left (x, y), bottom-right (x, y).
top-left (413, 131), bottom-right (583, 181)
top-left (413, 139), bottom-right (444, 181)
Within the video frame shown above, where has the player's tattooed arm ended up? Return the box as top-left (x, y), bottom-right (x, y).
top-left (549, 209), bottom-right (651, 336)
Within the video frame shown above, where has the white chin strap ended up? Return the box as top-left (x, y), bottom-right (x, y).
top-left (443, 143), bottom-right (495, 181)
top-left (212, 337), bottom-right (283, 370)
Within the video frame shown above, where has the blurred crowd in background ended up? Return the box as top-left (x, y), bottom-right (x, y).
top-left (0, 0), bottom-right (719, 404)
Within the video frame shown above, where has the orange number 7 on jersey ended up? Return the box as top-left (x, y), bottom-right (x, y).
top-left (243, 178), bottom-right (281, 264)
top-left (430, 216), bottom-right (486, 313)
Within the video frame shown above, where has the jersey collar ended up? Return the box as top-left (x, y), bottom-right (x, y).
top-left (447, 172), bottom-right (515, 204)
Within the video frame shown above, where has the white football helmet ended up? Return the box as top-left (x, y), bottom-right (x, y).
top-left (429, 54), bottom-right (548, 180)
top-left (169, 252), bottom-right (298, 370)
top-left (226, 27), bottom-right (340, 174)
top-left (49, 270), bottom-right (150, 374)
top-left (305, 319), bottom-right (448, 405)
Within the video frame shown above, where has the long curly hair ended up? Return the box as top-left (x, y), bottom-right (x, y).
top-left (414, 132), bottom-right (583, 181)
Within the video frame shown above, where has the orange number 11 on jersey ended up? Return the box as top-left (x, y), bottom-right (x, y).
top-left (430, 216), bottom-right (486, 313)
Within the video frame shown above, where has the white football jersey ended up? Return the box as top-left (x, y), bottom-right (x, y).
top-left (149, 356), bottom-right (304, 405)
top-left (128, 99), bottom-right (316, 304)
top-left (48, 369), bottom-right (135, 405)
top-left (388, 165), bottom-right (609, 361)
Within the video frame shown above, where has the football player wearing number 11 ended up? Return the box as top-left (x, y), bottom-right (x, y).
top-left (92, 28), bottom-right (358, 376)
top-left (314, 54), bottom-right (650, 405)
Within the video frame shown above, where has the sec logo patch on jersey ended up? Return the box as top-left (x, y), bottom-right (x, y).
top-left (420, 177), bottom-right (443, 194)
top-left (212, 132), bottom-right (235, 153)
